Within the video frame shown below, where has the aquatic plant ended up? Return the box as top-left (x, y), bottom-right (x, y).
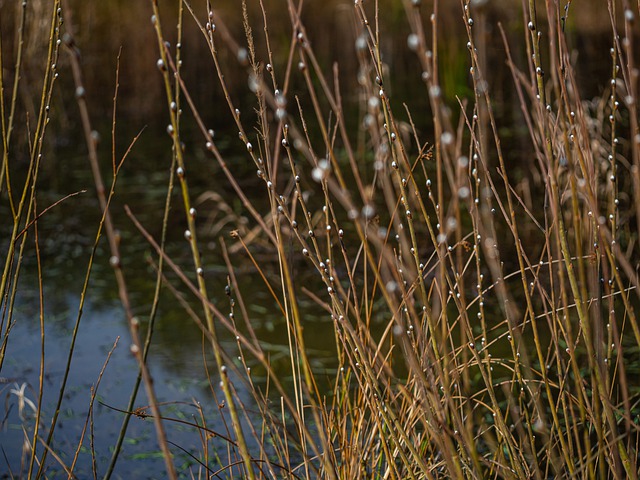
top-left (1, 0), bottom-right (639, 478)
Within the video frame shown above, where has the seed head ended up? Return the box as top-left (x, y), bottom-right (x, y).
top-left (625, 9), bottom-right (635, 22)
top-left (407, 34), bottom-right (419, 51)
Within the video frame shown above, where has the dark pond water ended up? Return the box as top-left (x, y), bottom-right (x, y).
top-left (0, 140), bottom-right (338, 477)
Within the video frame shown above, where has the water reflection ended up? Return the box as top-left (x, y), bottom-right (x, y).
top-left (1, 242), bottom-right (281, 477)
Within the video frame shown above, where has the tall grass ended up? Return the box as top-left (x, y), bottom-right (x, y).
top-left (1, 0), bottom-right (639, 478)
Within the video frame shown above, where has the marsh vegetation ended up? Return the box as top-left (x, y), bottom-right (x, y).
top-left (1, 0), bottom-right (640, 478)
